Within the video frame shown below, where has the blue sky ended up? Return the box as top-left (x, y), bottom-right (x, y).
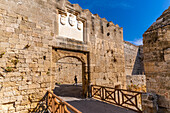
top-left (69, 0), bottom-right (170, 45)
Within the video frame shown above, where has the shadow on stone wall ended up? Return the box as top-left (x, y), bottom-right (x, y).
top-left (132, 46), bottom-right (145, 75)
top-left (31, 92), bottom-right (48, 113)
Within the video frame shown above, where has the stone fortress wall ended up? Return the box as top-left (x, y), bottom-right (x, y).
top-left (124, 41), bottom-right (145, 91)
top-left (126, 75), bottom-right (146, 92)
top-left (143, 7), bottom-right (170, 113)
top-left (124, 41), bottom-right (138, 75)
top-left (124, 41), bottom-right (144, 75)
top-left (55, 57), bottom-right (83, 84)
top-left (0, 0), bottom-right (126, 112)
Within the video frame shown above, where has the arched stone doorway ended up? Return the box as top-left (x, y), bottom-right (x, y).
top-left (56, 57), bottom-right (83, 84)
top-left (52, 48), bottom-right (90, 98)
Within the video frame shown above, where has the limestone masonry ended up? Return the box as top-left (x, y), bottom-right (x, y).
top-left (0, 0), bottom-right (126, 112)
top-left (143, 6), bottom-right (170, 113)
top-left (1, 0), bottom-right (168, 113)
top-left (124, 41), bottom-right (144, 76)
top-left (124, 41), bottom-right (146, 92)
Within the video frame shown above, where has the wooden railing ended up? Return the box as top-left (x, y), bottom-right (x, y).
top-left (47, 91), bottom-right (82, 113)
top-left (91, 85), bottom-right (143, 113)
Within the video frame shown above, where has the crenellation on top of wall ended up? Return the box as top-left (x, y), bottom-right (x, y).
top-left (144, 6), bottom-right (170, 33)
top-left (101, 18), bottom-right (107, 22)
top-left (72, 4), bottom-right (83, 12)
top-left (115, 24), bottom-right (119, 28)
top-left (83, 9), bottom-right (92, 14)
top-left (108, 21), bottom-right (115, 26)
top-left (89, 17), bottom-right (122, 41)
top-left (0, 0), bottom-right (126, 112)
top-left (81, 9), bottom-right (93, 22)
top-left (55, 0), bottom-right (124, 42)
top-left (94, 14), bottom-right (100, 18)
top-left (143, 6), bottom-right (170, 112)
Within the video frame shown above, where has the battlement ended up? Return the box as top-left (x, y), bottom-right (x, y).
top-left (55, 0), bottom-right (123, 42)
top-left (0, 0), bottom-right (126, 112)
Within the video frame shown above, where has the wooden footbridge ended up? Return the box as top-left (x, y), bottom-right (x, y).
top-left (32, 85), bottom-right (144, 113)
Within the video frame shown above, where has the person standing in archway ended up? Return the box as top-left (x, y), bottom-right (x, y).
top-left (74, 75), bottom-right (77, 86)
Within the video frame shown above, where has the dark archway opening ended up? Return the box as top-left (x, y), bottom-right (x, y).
top-left (53, 57), bottom-right (84, 98)
top-left (52, 48), bottom-right (90, 98)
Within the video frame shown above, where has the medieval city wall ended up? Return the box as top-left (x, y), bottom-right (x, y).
top-left (124, 41), bottom-right (144, 75)
top-left (124, 41), bottom-right (145, 92)
top-left (143, 7), bottom-right (170, 113)
top-left (126, 75), bottom-right (146, 92)
top-left (0, 0), bottom-right (57, 112)
top-left (0, 0), bottom-right (126, 112)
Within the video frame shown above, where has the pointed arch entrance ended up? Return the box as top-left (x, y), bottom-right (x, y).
top-left (52, 48), bottom-right (90, 98)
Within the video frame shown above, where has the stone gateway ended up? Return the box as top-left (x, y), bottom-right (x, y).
top-left (0, 0), bottom-right (126, 112)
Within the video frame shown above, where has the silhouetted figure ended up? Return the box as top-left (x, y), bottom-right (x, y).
top-left (74, 75), bottom-right (77, 86)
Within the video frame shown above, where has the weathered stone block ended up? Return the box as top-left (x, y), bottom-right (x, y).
top-left (143, 6), bottom-right (170, 112)
top-left (19, 85), bottom-right (28, 90)
top-left (28, 84), bottom-right (40, 89)
top-left (0, 0), bottom-right (127, 111)
top-left (6, 27), bottom-right (15, 32)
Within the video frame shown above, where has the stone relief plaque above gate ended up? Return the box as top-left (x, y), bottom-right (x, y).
top-left (68, 14), bottom-right (75, 26)
top-left (77, 21), bottom-right (83, 30)
top-left (58, 12), bottom-right (84, 42)
top-left (60, 14), bottom-right (67, 25)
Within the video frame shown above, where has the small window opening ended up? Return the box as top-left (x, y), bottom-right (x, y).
top-left (43, 56), bottom-right (46, 60)
top-left (107, 23), bottom-right (110, 27)
top-left (101, 26), bottom-right (104, 34)
top-left (107, 32), bottom-right (110, 36)
top-left (91, 17), bottom-right (95, 31)
top-left (100, 20), bottom-right (104, 34)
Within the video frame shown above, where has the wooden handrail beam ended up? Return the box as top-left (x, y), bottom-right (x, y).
top-left (47, 90), bottom-right (82, 113)
top-left (91, 85), bottom-right (144, 94)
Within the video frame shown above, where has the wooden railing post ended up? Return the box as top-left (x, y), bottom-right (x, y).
top-left (91, 85), bottom-right (93, 97)
top-left (135, 95), bottom-right (138, 109)
top-left (61, 102), bottom-right (65, 113)
top-left (52, 97), bottom-right (55, 112)
top-left (101, 87), bottom-right (104, 100)
top-left (117, 89), bottom-right (120, 105)
top-left (122, 91), bottom-right (124, 104)
top-left (46, 91), bottom-right (82, 113)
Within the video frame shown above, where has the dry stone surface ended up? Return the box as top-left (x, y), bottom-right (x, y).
top-left (143, 6), bottom-right (170, 113)
top-left (124, 41), bottom-right (144, 75)
top-left (0, 0), bottom-right (126, 112)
